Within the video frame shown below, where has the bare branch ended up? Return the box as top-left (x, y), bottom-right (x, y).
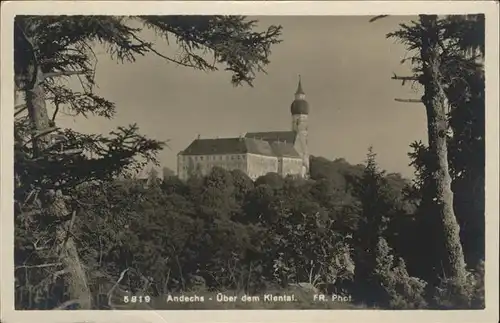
top-left (15, 104), bottom-right (28, 117)
top-left (392, 73), bottom-right (422, 86)
top-left (33, 126), bottom-right (58, 138)
top-left (51, 102), bottom-right (60, 122)
top-left (108, 268), bottom-right (130, 308)
top-left (369, 15), bottom-right (389, 23)
top-left (54, 148), bottom-right (84, 156)
top-left (15, 103), bottom-right (27, 110)
top-left (62, 210), bottom-right (77, 247)
top-left (22, 127), bottom-right (58, 149)
top-left (391, 74), bottom-right (419, 81)
top-left (43, 70), bottom-right (86, 79)
top-left (395, 98), bottom-right (423, 103)
top-left (15, 263), bottom-right (62, 270)
top-left (32, 237), bottom-right (51, 251)
top-left (148, 46), bottom-right (200, 68)
top-left (52, 269), bottom-right (68, 281)
top-left (54, 299), bottom-right (81, 310)
top-left (127, 32), bottom-right (200, 69)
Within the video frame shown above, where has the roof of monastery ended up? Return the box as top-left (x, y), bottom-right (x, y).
top-left (180, 134), bottom-right (301, 158)
top-left (245, 131), bottom-right (297, 144)
top-left (180, 78), bottom-right (308, 160)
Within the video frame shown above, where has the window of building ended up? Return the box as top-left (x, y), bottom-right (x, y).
top-left (200, 156), bottom-right (204, 161)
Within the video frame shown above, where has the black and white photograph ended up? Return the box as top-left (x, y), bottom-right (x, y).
top-left (1, 1), bottom-right (498, 322)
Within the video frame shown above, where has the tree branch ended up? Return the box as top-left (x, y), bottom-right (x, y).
top-left (43, 70), bottom-right (86, 79)
top-left (62, 210), bottom-right (77, 247)
top-left (15, 104), bottom-right (28, 117)
top-left (52, 269), bottom-right (68, 281)
top-left (15, 263), bottom-right (62, 270)
top-left (395, 98), bottom-right (423, 103)
top-left (369, 15), bottom-right (389, 23)
top-left (392, 73), bottom-right (422, 86)
top-left (108, 268), bottom-right (130, 309)
top-left (33, 126), bottom-right (57, 138)
top-left (22, 127), bottom-right (58, 149)
top-left (391, 74), bottom-right (419, 81)
top-left (54, 299), bottom-right (81, 310)
top-left (127, 32), bottom-right (200, 69)
top-left (51, 102), bottom-right (60, 122)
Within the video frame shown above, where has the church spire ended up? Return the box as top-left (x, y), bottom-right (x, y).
top-left (290, 74), bottom-right (309, 115)
top-left (295, 75), bottom-right (305, 97)
top-left (296, 75), bottom-right (304, 94)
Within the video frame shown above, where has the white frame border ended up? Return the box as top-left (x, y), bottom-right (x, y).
top-left (1, 2), bottom-right (498, 323)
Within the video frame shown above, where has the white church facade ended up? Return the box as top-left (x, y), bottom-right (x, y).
top-left (177, 77), bottom-right (311, 181)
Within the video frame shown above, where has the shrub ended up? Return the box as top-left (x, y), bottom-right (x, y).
top-left (434, 259), bottom-right (485, 309)
top-left (374, 238), bottom-right (428, 309)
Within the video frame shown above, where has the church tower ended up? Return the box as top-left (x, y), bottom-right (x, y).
top-left (290, 75), bottom-right (310, 177)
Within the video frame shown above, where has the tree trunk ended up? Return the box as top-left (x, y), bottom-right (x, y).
top-left (419, 15), bottom-right (468, 291)
top-left (48, 191), bottom-right (92, 309)
top-left (25, 67), bottom-right (51, 155)
top-left (16, 30), bottom-right (92, 309)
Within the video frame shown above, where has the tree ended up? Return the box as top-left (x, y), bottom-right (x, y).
top-left (162, 166), bottom-right (175, 181)
top-left (14, 15), bottom-right (282, 309)
top-left (309, 156), bottom-right (364, 186)
top-left (345, 148), bottom-right (426, 308)
top-left (349, 148), bottom-right (394, 304)
top-left (372, 237), bottom-right (427, 309)
top-left (255, 172), bottom-right (285, 189)
top-left (372, 14), bottom-right (485, 300)
top-left (438, 15), bottom-right (485, 269)
top-left (413, 16), bottom-right (467, 291)
top-left (146, 167), bottom-right (160, 187)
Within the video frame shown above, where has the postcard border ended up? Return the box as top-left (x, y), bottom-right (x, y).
top-left (1, 1), bottom-right (498, 323)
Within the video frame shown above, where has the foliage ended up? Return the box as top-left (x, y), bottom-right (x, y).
top-left (373, 238), bottom-right (427, 309)
top-left (384, 14), bottom-right (485, 305)
top-left (13, 14), bottom-right (282, 309)
top-left (15, 150), bottom-right (414, 309)
top-left (15, 14), bottom-right (283, 192)
top-left (433, 259), bottom-right (485, 309)
top-left (13, 14), bottom-right (485, 311)
top-left (347, 149), bottom-right (417, 306)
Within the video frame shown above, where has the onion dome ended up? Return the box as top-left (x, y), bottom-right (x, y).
top-left (290, 75), bottom-right (309, 115)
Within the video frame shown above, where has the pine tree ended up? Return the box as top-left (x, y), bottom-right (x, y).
top-left (350, 148), bottom-right (394, 305)
top-left (372, 14), bottom-right (484, 300)
top-left (14, 15), bottom-right (282, 309)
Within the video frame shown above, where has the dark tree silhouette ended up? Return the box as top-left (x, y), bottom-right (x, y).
top-left (14, 15), bottom-right (282, 309)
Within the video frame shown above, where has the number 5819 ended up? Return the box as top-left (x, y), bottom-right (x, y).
top-left (123, 295), bottom-right (151, 303)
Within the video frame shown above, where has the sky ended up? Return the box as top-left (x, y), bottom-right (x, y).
top-left (56, 15), bottom-right (427, 178)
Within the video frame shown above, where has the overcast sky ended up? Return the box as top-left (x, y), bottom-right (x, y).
top-left (56, 15), bottom-right (426, 178)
